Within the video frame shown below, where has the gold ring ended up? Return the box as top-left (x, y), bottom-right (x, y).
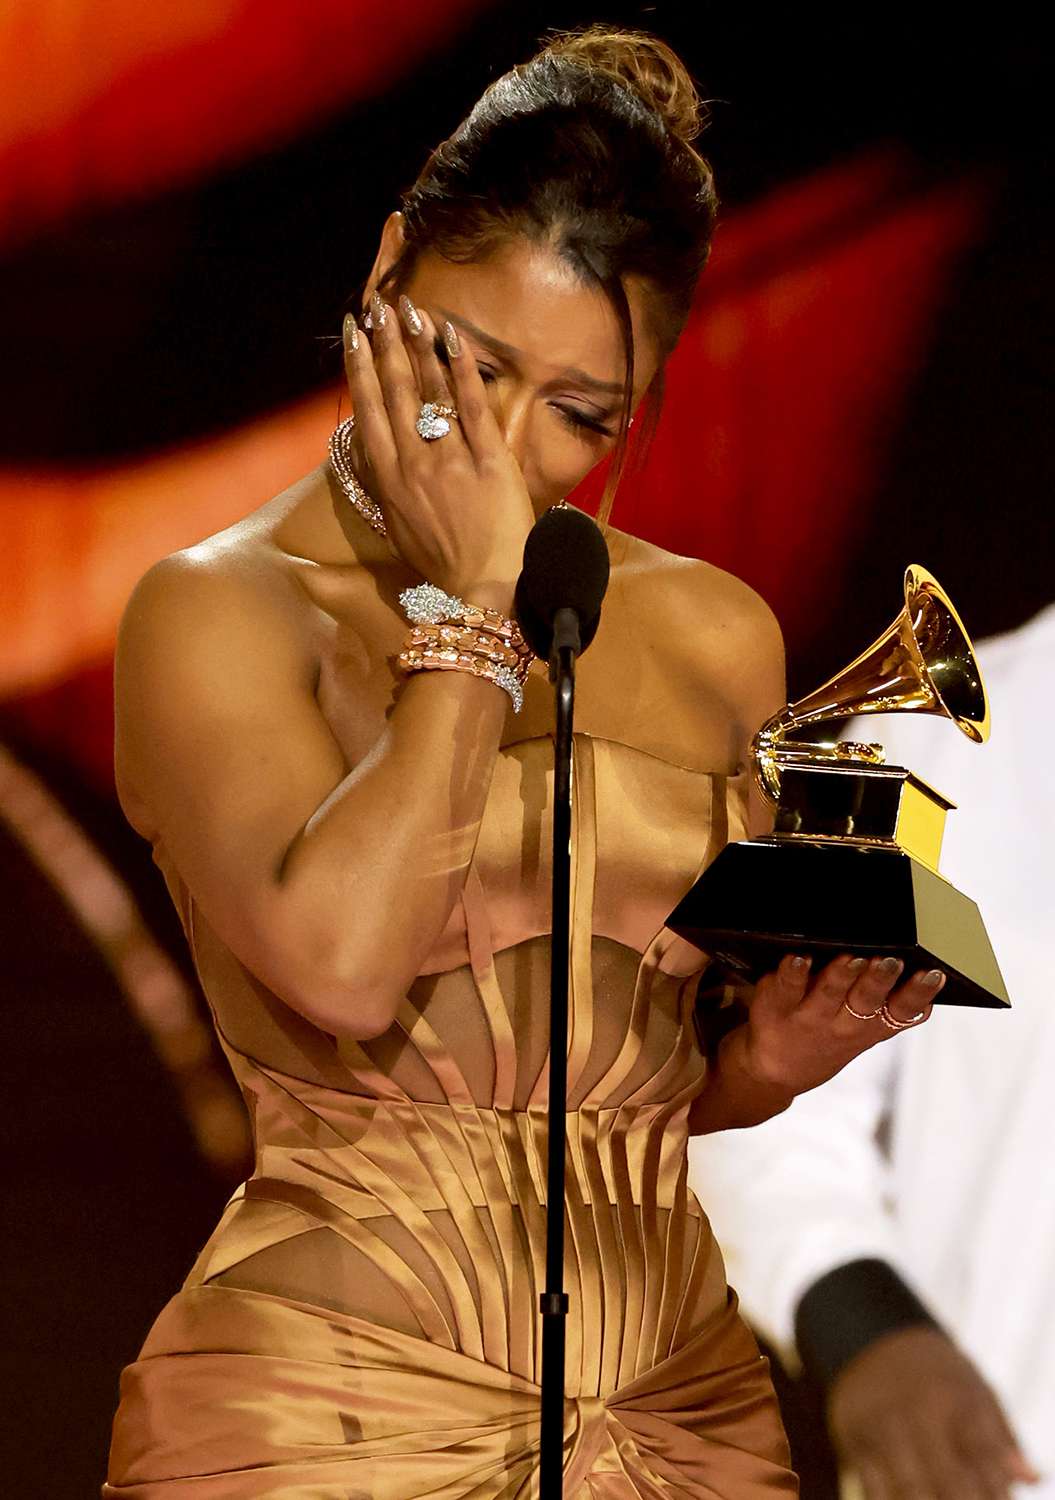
top-left (879, 1003), bottom-right (928, 1031)
top-left (842, 998), bottom-right (884, 1021)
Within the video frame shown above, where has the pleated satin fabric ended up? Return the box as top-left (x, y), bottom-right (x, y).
top-left (104, 731), bottom-right (797, 1497)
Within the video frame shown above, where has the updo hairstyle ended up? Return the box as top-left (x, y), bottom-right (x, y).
top-left (370, 24), bottom-right (718, 523)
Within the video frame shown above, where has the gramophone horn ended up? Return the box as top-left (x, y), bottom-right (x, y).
top-left (754, 564), bottom-right (989, 803)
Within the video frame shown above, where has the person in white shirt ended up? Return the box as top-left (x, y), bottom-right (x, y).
top-left (689, 602), bottom-right (1055, 1500)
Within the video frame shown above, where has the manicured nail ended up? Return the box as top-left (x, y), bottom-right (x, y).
top-left (790, 955), bottom-right (811, 971)
top-left (399, 294), bottom-right (424, 336)
top-left (371, 291), bottom-right (388, 329)
top-left (443, 319), bottom-right (461, 358)
top-left (847, 957), bottom-right (868, 973)
top-left (343, 312), bottom-right (359, 351)
top-left (878, 956), bottom-right (904, 976)
top-left (921, 969), bottom-right (946, 990)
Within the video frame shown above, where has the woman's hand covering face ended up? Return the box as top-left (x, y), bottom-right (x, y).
top-left (341, 292), bottom-right (534, 601)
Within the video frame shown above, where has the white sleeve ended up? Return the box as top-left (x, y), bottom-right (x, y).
top-left (687, 1039), bottom-right (906, 1370)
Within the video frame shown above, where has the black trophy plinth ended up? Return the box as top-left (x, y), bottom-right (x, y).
top-left (666, 763), bottom-right (1010, 1010)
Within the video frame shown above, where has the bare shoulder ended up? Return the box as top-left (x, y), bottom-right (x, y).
top-left (608, 526), bottom-right (784, 667)
top-left (119, 460), bottom-right (346, 642)
top-left (118, 529), bottom-right (310, 687)
top-left (114, 524), bottom-right (316, 833)
top-left (596, 526), bottom-right (785, 778)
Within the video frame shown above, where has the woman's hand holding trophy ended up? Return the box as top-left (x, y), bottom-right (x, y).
top-left (738, 950), bottom-right (943, 1099)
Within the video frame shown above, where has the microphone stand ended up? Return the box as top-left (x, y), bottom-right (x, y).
top-left (538, 605), bottom-right (581, 1498)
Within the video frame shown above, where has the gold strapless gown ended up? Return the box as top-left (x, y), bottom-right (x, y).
top-left (105, 730), bottom-right (797, 1497)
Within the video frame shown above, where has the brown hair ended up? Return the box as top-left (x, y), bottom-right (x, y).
top-left (371, 24), bottom-right (718, 525)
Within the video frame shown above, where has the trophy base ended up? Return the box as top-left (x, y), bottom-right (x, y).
top-left (667, 837), bottom-right (1010, 1009)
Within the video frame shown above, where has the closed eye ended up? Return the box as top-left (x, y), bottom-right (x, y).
top-left (433, 338), bottom-right (616, 440)
top-left (558, 407), bottom-right (615, 438)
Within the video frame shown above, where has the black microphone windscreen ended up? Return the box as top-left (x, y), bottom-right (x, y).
top-left (514, 507), bottom-right (610, 660)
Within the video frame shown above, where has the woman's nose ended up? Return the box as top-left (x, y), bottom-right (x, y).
top-left (488, 387), bottom-right (532, 468)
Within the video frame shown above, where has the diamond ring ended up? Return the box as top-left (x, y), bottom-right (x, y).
top-left (416, 402), bottom-right (459, 441)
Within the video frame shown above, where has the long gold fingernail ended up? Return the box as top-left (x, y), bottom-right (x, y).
top-left (922, 969), bottom-right (946, 989)
top-left (371, 291), bottom-right (388, 329)
top-left (343, 312), bottom-right (359, 351)
top-left (878, 956), bottom-right (903, 975)
top-left (443, 319), bottom-right (461, 358)
top-left (399, 294), bottom-right (424, 336)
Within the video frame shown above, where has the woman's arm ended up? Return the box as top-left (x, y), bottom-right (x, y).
top-left (116, 552), bottom-right (515, 1041)
top-left (117, 296), bottom-right (540, 1042)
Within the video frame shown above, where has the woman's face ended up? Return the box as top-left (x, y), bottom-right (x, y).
top-left (374, 220), bottom-right (663, 514)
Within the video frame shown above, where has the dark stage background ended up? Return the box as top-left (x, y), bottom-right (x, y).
top-left (0, 5), bottom-right (1050, 1494)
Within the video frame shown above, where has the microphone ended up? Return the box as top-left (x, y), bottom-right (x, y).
top-left (514, 507), bottom-right (611, 666)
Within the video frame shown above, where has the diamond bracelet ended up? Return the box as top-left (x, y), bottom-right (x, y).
top-left (396, 583), bottom-right (530, 713)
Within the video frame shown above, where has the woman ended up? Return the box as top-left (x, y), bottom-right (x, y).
top-left (104, 26), bottom-right (942, 1497)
